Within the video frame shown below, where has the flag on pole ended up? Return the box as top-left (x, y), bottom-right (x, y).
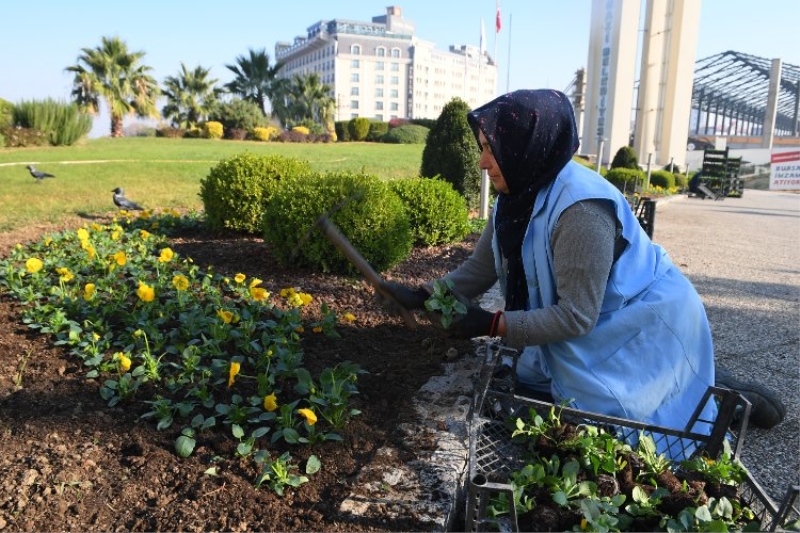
top-left (496, 0), bottom-right (502, 33)
top-left (480, 18), bottom-right (486, 55)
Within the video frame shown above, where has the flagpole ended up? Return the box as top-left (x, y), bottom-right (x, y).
top-left (506, 13), bottom-right (512, 93)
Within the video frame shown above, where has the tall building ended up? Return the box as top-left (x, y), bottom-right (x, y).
top-left (275, 6), bottom-right (497, 122)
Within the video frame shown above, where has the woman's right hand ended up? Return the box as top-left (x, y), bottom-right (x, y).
top-left (376, 281), bottom-right (430, 312)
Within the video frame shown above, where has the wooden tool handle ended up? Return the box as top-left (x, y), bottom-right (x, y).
top-left (318, 216), bottom-right (417, 329)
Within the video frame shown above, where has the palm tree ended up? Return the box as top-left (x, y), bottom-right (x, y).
top-left (224, 48), bottom-right (283, 117)
top-left (287, 73), bottom-right (336, 132)
top-left (65, 36), bottom-right (160, 137)
top-left (162, 63), bottom-right (223, 128)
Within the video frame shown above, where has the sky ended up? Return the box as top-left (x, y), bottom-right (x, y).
top-left (2, 0), bottom-right (798, 138)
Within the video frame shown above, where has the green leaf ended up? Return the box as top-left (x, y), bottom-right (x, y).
top-left (305, 455), bottom-right (321, 474)
top-left (232, 423), bottom-right (244, 439)
top-left (175, 435), bottom-right (196, 458)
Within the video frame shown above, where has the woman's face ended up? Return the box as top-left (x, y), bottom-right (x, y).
top-left (478, 130), bottom-right (509, 194)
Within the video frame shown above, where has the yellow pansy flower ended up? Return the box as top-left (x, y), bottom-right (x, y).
top-left (111, 230), bottom-right (120, 241)
top-left (234, 273), bottom-right (246, 284)
top-left (118, 352), bottom-right (131, 372)
top-left (44, 237), bottom-right (52, 246)
top-left (82, 243), bottom-right (96, 260)
top-left (77, 228), bottom-right (90, 242)
top-left (228, 361), bottom-right (241, 387)
top-left (343, 312), bottom-right (356, 322)
top-left (25, 258), bottom-right (43, 273)
top-left (312, 326), bottom-right (323, 333)
top-left (173, 275), bottom-right (189, 291)
top-left (136, 282), bottom-right (155, 302)
top-left (114, 251), bottom-right (127, 266)
top-left (56, 267), bottom-right (74, 282)
top-left (139, 229), bottom-right (150, 239)
top-left (294, 326), bottom-right (305, 334)
top-left (158, 247), bottom-right (174, 263)
top-left (83, 283), bottom-right (96, 301)
top-left (91, 223), bottom-right (102, 232)
top-left (249, 277), bottom-right (262, 288)
top-left (250, 287), bottom-right (270, 301)
top-left (299, 292), bottom-right (313, 305)
top-left (216, 309), bottom-right (234, 324)
top-left (297, 408), bottom-right (317, 426)
top-left (263, 393), bottom-right (278, 412)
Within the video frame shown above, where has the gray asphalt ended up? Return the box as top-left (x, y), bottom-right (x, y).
top-left (652, 189), bottom-right (799, 502)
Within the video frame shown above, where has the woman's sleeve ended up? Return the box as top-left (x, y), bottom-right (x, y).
top-left (504, 200), bottom-right (618, 350)
top-left (438, 215), bottom-right (499, 300)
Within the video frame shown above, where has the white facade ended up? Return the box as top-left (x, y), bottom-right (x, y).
top-left (275, 6), bottom-right (497, 122)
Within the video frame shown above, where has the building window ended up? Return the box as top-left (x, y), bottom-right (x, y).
top-left (351, 59), bottom-right (359, 68)
top-left (376, 101), bottom-right (384, 110)
top-left (391, 48), bottom-right (401, 58)
top-left (351, 87), bottom-right (359, 96)
top-left (376, 47), bottom-right (386, 57)
top-left (351, 73), bottom-right (359, 82)
top-left (390, 89), bottom-right (398, 98)
top-left (351, 100), bottom-right (359, 110)
top-left (376, 88), bottom-right (384, 97)
top-left (351, 44), bottom-right (361, 55)
top-left (376, 114), bottom-right (384, 121)
top-left (376, 74), bottom-right (384, 84)
top-left (390, 76), bottom-right (399, 85)
top-left (390, 102), bottom-right (399, 111)
top-left (351, 113), bottom-right (359, 119)
top-left (376, 61), bottom-right (385, 70)
top-left (390, 63), bottom-right (399, 72)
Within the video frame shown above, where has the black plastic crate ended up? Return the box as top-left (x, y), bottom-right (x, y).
top-left (464, 342), bottom-right (799, 532)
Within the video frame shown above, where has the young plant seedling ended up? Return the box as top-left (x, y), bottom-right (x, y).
top-left (424, 279), bottom-right (467, 328)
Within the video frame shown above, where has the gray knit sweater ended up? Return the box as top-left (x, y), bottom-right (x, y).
top-left (442, 199), bottom-right (622, 350)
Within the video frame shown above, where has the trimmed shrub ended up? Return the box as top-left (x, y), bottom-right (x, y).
top-left (0, 126), bottom-right (48, 148)
top-left (251, 126), bottom-right (279, 142)
top-left (382, 124), bottom-right (429, 144)
top-left (156, 127), bottom-right (186, 138)
top-left (420, 97), bottom-right (481, 209)
top-left (334, 120), bottom-right (351, 142)
top-left (183, 127), bottom-right (204, 138)
top-left (0, 98), bottom-right (13, 129)
top-left (389, 177), bottom-right (470, 246)
top-left (610, 145), bottom-right (639, 170)
top-left (367, 120), bottom-right (389, 142)
top-left (606, 168), bottom-right (644, 193)
top-left (200, 153), bottom-right (312, 233)
top-left (388, 118), bottom-right (409, 129)
top-left (411, 118), bottom-right (436, 130)
top-left (674, 172), bottom-right (688, 190)
top-left (348, 117), bottom-right (370, 141)
top-left (204, 121), bottom-right (223, 139)
top-left (649, 169), bottom-right (676, 190)
top-left (263, 172), bottom-right (412, 274)
top-left (291, 126), bottom-right (310, 135)
top-left (209, 98), bottom-right (268, 137)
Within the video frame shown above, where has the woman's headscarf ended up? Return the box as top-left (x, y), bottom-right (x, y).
top-left (467, 89), bottom-right (580, 311)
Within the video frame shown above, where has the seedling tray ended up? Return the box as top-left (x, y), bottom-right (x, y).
top-left (464, 342), bottom-right (799, 532)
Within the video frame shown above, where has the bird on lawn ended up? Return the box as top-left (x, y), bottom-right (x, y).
top-left (112, 187), bottom-right (144, 211)
top-left (26, 165), bottom-right (56, 182)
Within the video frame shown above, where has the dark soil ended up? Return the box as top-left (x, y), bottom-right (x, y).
top-left (0, 217), bottom-right (478, 532)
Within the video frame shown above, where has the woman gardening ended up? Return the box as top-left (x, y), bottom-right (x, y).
top-left (380, 89), bottom-right (784, 432)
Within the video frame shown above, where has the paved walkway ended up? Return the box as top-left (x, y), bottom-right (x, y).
top-left (651, 189), bottom-right (799, 502)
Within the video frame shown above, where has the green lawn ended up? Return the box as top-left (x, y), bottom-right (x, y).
top-left (0, 138), bottom-right (425, 232)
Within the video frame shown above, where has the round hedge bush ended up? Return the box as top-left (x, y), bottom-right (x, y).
top-left (389, 177), bottom-right (470, 246)
top-left (200, 153), bottom-right (312, 233)
top-left (262, 172), bottom-right (412, 274)
top-left (648, 169), bottom-right (676, 190)
top-left (605, 167), bottom-right (644, 193)
top-left (382, 124), bottom-right (429, 144)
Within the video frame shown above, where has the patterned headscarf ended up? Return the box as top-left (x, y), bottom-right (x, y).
top-left (467, 89), bottom-right (580, 311)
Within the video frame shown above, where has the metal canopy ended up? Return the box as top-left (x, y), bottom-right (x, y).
top-left (691, 51), bottom-right (800, 136)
